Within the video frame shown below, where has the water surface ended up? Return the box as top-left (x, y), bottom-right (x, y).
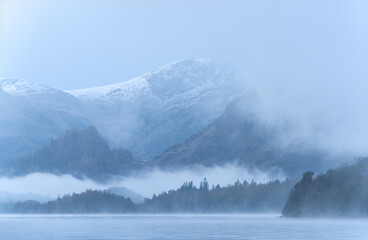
top-left (0, 214), bottom-right (367, 240)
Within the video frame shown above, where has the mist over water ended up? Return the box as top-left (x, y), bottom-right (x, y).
top-left (0, 173), bottom-right (104, 200)
top-left (116, 165), bottom-right (285, 197)
top-left (0, 165), bottom-right (284, 200)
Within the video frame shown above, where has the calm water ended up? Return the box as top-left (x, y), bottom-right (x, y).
top-left (0, 214), bottom-right (367, 240)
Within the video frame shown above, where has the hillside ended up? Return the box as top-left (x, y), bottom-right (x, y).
top-left (151, 99), bottom-right (329, 176)
top-left (5, 126), bottom-right (143, 180)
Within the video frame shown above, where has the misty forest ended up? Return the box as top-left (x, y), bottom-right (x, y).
top-left (0, 0), bottom-right (367, 239)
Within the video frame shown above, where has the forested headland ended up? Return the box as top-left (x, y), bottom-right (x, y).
top-left (283, 157), bottom-right (368, 217)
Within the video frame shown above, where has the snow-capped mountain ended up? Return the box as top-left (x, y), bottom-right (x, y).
top-left (0, 78), bottom-right (90, 159)
top-left (67, 59), bottom-right (239, 159)
top-left (0, 59), bottom-right (239, 160)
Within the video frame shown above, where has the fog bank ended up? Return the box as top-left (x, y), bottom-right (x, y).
top-left (0, 165), bottom-right (284, 200)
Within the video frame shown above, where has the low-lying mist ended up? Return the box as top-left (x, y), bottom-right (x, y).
top-left (0, 164), bottom-right (285, 201)
top-left (116, 165), bottom-right (285, 197)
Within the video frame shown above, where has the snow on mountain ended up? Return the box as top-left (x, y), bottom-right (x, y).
top-left (68, 76), bottom-right (151, 102)
top-left (0, 78), bottom-right (55, 96)
top-left (145, 58), bottom-right (232, 101)
top-left (0, 78), bottom-right (86, 111)
top-left (67, 59), bottom-right (234, 105)
top-left (66, 59), bottom-right (239, 159)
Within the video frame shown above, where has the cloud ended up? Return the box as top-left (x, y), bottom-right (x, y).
top-left (235, 57), bottom-right (368, 157)
top-left (0, 173), bottom-right (104, 200)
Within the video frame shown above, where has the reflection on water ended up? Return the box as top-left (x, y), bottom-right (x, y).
top-left (0, 214), bottom-right (368, 240)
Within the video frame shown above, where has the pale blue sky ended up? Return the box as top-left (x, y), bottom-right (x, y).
top-left (0, 0), bottom-right (367, 91)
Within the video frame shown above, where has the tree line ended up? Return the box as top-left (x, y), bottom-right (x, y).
top-left (6, 178), bottom-right (297, 214)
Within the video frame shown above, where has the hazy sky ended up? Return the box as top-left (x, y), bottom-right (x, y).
top-left (1, 0), bottom-right (367, 90)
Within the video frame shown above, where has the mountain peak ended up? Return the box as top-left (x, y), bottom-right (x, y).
top-left (0, 78), bottom-right (55, 96)
top-left (147, 58), bottom-right (212, 75)
top-left (144, 58), bottom-right (234, 99)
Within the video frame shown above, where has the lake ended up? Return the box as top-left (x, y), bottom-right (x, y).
top-left (0, 214), bottom-right (367, 240)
